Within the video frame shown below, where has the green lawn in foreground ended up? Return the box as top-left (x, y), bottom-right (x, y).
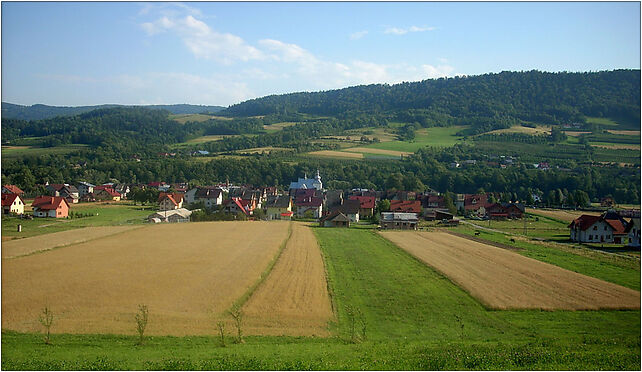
top-left (1, 227), bottom-right (639, 370)
top-left (365, 126), bottom-right (468, 152)
top-left (1, 202), bottom-right (154, 239)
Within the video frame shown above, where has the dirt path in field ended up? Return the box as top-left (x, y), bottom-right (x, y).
top-left (242, 223), bottom-right (333, 336)
top-left (2, 221), bottom-right (290, 336)
top-left (2, 226), bottom-right (141, 258)
top-left (381, 231), bottom-right (640, 310)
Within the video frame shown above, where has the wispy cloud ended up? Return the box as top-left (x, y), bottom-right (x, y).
top-left (384, 25), bottom-right (435, 35)
top-left (350, 30), bottom-right (368, 40)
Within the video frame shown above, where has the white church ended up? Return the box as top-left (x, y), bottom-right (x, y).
top-left (289, 170), bottom-right (323, 191)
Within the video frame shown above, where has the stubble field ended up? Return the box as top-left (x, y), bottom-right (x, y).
top-left (381, 231), bottom-right (640, 310)
top-left (242, 223), bottom-right (334, 336)
top-left (2, 221), bottom-right (291, 336)
top-left (526, 208), bottom-right (600, 223)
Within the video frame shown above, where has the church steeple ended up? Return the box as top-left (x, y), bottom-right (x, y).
top-left (315, 169), bottom-right (321, 182)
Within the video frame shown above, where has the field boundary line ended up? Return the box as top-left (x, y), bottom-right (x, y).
top-left (4, 225), bottom-right (146, 259)
top-left (230, 222), bottom-right (293, 313)
top-left (440, 229), bottom-right (523, 252)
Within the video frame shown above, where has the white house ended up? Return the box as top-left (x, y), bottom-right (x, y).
top-left (1, 193), bottom-right (24, 215)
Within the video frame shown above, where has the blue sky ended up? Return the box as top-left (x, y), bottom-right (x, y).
top-left (2, 1), bottom-right (640, 107)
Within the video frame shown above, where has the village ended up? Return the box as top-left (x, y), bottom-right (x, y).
top-left (1, 171), bottom-right (639, 248)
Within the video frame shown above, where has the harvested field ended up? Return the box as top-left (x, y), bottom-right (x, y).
top-left (307, 150), bottom-right (364, 159)
top-left (344, 147), bottom-right (413, 157)
top-left (564, 131), bottom-right (592, 137)
top-left (591, 143), bottom-right (641, 150)
top-left (485, 125), bottom-right (551, 136)
top-left (236, 147), bottom-right (294, 154)
top-left (607, 130), bottom-right (641, 136)
top-left (527, 208), bottom-right (599, 223)
top-left (2, 221), bottom-right (290, 336)
top-left (1, 226), bottom-right (140, 258)
top-left (243, 223), bottom-right (333, 336)
top-left (381, 231), bottom-right (640, 310)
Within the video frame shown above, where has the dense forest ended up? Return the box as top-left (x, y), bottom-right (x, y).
top-left (1, 70), bottom-right (640, 204)
top-left (225, 70), bottom-right (641, 133)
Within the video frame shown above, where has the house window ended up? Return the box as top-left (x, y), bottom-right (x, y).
top-left (604, 226), bottom-right (607, 231)
top-left (589, 235), bottom-right (593, 240)
top-left (593, 226), bottom-right (598, 230)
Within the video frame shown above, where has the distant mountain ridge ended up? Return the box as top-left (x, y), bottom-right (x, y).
top-left (1, 102), bottom-right (225, 121)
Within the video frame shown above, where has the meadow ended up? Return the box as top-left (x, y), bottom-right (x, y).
top-left (1, 226), bottom-right (639, 369)
top-left (365, 126), bottom-right (468, 151)
top-left (1, 144), bottom-right (89, 159)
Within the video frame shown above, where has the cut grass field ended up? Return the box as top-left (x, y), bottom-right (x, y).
top-left (365, 125), bottom-right (468, 152)
top-left (380, 231), bottom-right (640, 310)
top-left (2, 221), bottom-right (291, 336)
top-left (1, 226), bottom-right (639, 369)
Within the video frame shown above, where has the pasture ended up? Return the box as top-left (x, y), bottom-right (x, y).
top-left (2, 221), bottom-right (291, 336)
top-left (380, 231), bottom-right (640, 310)
top-left (263, 122), bottom-right (298, 131)
top-left (365, 125), bottom-right (468, 152)
top-left (1, 144), bottom-right (88, 159)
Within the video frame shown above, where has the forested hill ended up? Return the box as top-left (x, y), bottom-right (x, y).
top-left (224, 70), bottom-right (641, 131)
top-left (1, 102), bottom-right (225, 121)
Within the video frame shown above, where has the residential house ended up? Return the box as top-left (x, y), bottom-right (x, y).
top-left (348, 195), bottom-right (376, 217)
top-left (319, 210), bottom-right (350, 227)
top-left (32, 196), bottom-right (69, 218)
top-left (77, 181), bottom-right (95, 197)
top-left (2, 185), bottom-right (25, 196)
top-left (295, 196), bottom-right (323, 219)
top-left (389, 200), bottom-right (422, 214)
top-left (2, 193), bottom-right (24, 215)
top-left (223, 197), bottom-right (256, 216)
top-left (147, 208), bottom-right (192, 223)
top-left (325, 190), bottom-right (344, 210)
top-left (265, 195), bottom-right (292, 220)
top-left (334, 199), bottom-right (360, 222)
top-left (94, 187), bottom-right (121, 201)
top-left (568, 213), bottom-right (629, 244)
top-left (625, 218), bottom-right (640, 248)
top-left (485, 203), bottom-right (525, 220)
top-left (455, 193), bottom-right (488, 216)
top-left (114, 184), bottom-right (131, 199)
top-left (46, 184), bottom-right (79, 204)
top-left (194, 187), bottom-right (223, 208)
top-left (158, 192), bottom-right (184, 211)
top-left (380, 212), bottom-right (418, 230)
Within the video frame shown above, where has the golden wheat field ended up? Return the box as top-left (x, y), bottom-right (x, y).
top-left (526, 208), bottom-right (599, 223)
top-left (242, 223), bottom-right (334, 336)
top-left (381, 231), bottom-right (640, 310)
top-left (2, 221), bottom-right (291, 336)
top-left (1, 226), bottom-right (140, 258)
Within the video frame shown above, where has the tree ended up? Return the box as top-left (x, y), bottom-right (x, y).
top-left (135, 304), bottom-right (149, 345)
top-left (39, 307), bottom-right (54, 345)
top-left (376, 199), bottom-right (391, 214)
top-left (574, 190), bottom-right (590, 208)
top-left (444, 192), bottom-right (457, 215)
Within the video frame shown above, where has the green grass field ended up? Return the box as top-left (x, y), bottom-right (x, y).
top-left (1, 144), bottom-right (89, 159)
top-left (365, 126), bottom-right (468, 152)
top-left (263, 122), bottom-right (299, 131)
top-left (2, 227), bottom-right (639, 369)
top-left (1, 202), bottom-right (154, 239)
top-left (169, 114), bottom-right (216, 124)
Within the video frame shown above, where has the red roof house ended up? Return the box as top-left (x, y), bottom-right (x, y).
top-left (389, 200), bottom-right (422, 214)
top-left (2, 193), bottom-right (25, 215)
top-left (2, 185), bottom-right (24, 195)
top-left (32, 196), bottom-right (69, 218)
top-left (348, 195), bottom-right (376, 217)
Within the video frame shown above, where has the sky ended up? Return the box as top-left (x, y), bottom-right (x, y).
top-left (2, 1), bottom-right (640, 107)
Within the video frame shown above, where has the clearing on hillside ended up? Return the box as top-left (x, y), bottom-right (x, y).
top-left (2, 221), bottom-right (290, 336)
top-left (307, 150), bottom-right (364, 159)
top-left (381, 231), bottom-right (640, 310)
top-left (242, 223), bottom-right (333, 336)
top-left (343, 147), bottom-right (413, 157)
top-left (1, 226), bottom-right (140, 258)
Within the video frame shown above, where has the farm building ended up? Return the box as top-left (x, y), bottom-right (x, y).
top-left (32, 196), bottom-right (69, 218)
top-left (389, 200), bottom-right (422, 214)
top-left (320, 211), bottom-right (351, 227)
top-left (265, 195), bottom-right (292, 220)
top-left (147, 208), bottom-right (192, 223)
top-left (485, 203), bottom-right (524, 219)
top-left (380, 212), bottom-right (418, 230)
top-left (568, 213), bottom-right (629, 244)
top-left (2, 193), bottom-right (25, 215)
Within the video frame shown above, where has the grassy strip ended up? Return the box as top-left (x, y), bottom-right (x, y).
top-left (228, 222), bottom-right (293, 313)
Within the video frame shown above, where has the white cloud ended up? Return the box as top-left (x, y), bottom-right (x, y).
top-left (350, 30), bottom-right (368, 40)
top-left (384, 25), bottom-right (435, 35)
